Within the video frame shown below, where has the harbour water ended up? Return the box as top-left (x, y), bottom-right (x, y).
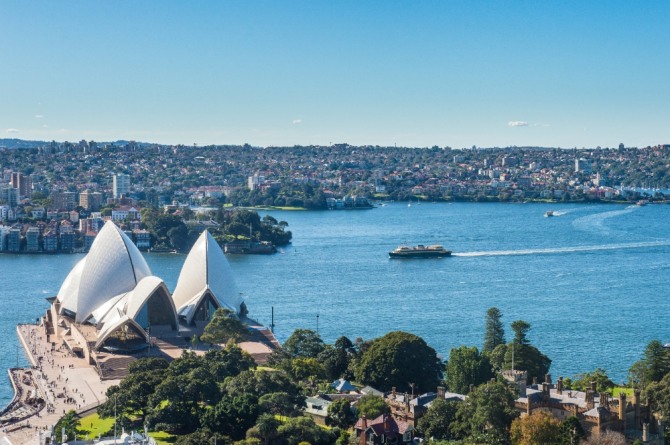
top-left (2, 202), bottom-right (669, 406)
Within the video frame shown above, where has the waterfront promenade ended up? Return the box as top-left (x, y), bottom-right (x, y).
top-left (1, 317), bottom-right (277, 445)
top-left (1, 324), bottom-right (120, 445)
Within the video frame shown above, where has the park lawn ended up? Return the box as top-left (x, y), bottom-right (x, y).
top-left (149, 431), bottom-right (178, 444)
top-left (78, 412), bottom-right (178, 444)
top-left (612, 387), bottom-right (634, 397)
top-left (78, 413), bottom-right (115, 439)
top-left (255, 366), bottom-right (278, 372)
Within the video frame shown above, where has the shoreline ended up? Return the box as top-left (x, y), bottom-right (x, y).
top-left (2, 323), bottom-right (120, 445)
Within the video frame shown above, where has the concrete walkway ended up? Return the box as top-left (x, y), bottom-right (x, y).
top-left (1, 324), bottom-right (120, 445)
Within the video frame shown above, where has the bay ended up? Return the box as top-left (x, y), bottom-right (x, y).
top-left (2, 202), bottom-right (669, 406)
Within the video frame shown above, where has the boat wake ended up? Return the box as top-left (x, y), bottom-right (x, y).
top-left (572, 206), bottom-right (639, 234)
top-left (453, 240), bottom-right (670, 257)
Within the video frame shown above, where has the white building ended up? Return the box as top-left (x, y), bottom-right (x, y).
top-left (51, 221), bottom-right (241, 353)
top-left (113, 174), bottom-right (131, 198)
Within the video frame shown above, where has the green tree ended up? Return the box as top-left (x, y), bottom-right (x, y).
top-left (203, 393), bottom-right (259, 440)
top-left (354, 394), bottom-right (390, 420)
top-left (645, 372), bottom-right (670, 421)
top-left (416, 398), bottom-right (459, 440)
top-left (326, 398), bottom-right (357, 429)
top-left (318, 344), bottom-right (350, 381)
top-left (354, 331), bottom-right (442, 392)
top-left (282, 329), bottom-right (326, 359)
top-left (483, 307), bottom-right (505, 353)
top-left (564, 368), bottom-right (615, 394)
top-left (445, 346), bottom-right (493, 394)
top-left (452, 381), bottom-right (518, 442)
top-left (248, 413), bottom-right (280, 445)
top-left (203, 344), bottom-right (256, 382)
top-left (276, 416), bottom-right (336, 445)
top-left (511, 320), bottom-right (531, 345)
top-left (258, 392), bottom-right (302, 417)
top-left (489, 321), bottom-right (551, 385)
top-left (54, 410), bottom-right (81, 442)
top-left (221, 369), bottom-right (303, 405)
top-left (628, 340), bottom-right (670, 388)
top-left (558, 416), bottom-right (586, 445)
top-left (289, 357), bottom-right (326, 382)
top-left (175, 429), bottom-right (230, 445)
top-left (200, 308), bottom-right (247, 344)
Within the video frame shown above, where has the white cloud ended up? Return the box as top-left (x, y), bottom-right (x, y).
top-left (508, 121), bottom-right (528, 127)
top-left (292, 119), bottom-right (302, 124)
top-left (35, 114), bottom-right (44, 118)
top-left (6, 128), bottom-right (20, 133)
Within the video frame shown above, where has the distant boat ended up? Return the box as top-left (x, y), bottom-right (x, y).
top-left (389, 244), bottom-right (451, 258)
top-left (544, 211), bottom-right (554, 217)
top-left (636, 200), bottom-right (647, 206)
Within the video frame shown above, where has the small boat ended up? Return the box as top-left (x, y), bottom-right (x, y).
top-left (636, 200), bottom-right (647, 206)
top-left (389, 244), bottom-right (451, 258)
top-left (544, 211), bottom-right (554, 217)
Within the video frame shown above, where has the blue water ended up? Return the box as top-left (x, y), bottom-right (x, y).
top-left (2, 202), bottom-right (669, 406)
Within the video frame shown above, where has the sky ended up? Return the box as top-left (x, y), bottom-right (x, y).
top-left (2, 1), bottom-right (670, 148)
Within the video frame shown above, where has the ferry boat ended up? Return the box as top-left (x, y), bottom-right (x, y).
top-left (389, 244), bottom-right (451, 258)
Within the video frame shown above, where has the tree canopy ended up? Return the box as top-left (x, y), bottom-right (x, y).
top-left (200, 307), bottom-right (247, 344)
top-left (354, 331), bottom-right (442, 393)
top-left (483, 307), bottom-right (505, 353)
top-left (452, 381), bottom-right (518, 443)
top-left (417, 398), bottom-right (459, 441)
top-left (489, 320), bottom-right (551, 384)
top-left (444, 345), bottom-right (493, 394)
top-left (354, 394), bottom-right (390, 420)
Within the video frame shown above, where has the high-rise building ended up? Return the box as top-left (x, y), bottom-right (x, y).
top-left (51, 191), bottom-right (77, 211)
top-left (10, 172), bottom-right (32, 199)
top-left (0, 185), bottom-right (19, 208)
top-left (113, 174), bottom-right (131, 199)
top-left (79, 190), bottom-right (103, 211)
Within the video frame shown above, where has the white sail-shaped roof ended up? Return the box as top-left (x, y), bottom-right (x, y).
top-left (172, 231), bottom-right (242, 319)
top-left (124, 276), bottom-right (177, 323)
top-left (58, 221), bottom-right (152, 323)
top-left (56, 257), bottom-right (87, 307)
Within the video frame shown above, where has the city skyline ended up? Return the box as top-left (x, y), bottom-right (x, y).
top-left (2, 1), bottom-right (670, 148)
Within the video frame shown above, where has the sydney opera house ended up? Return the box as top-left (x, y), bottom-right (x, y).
top-left (43, 220), bottom-right (243, 364)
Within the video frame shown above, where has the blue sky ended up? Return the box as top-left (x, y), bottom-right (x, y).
top-left (2, 1), bottom-right (669, 148)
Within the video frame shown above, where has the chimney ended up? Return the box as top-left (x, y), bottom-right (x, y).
top-left (542, 382), bottom-right (550, 399)
top-left (469, 384), bottom-right (474, 393)
top-left (383, 414), bottom-right (391, 433)
top-left (392, 387), bottom-right (396, 397)
top-left (556, 377), bottom-right (563, 395)
top-left (618, 392), bottom-right (626, 430)
top-left (586, 390), bottom-right (595, 410)
top-left (599, 392), bottom-right (609, 408)
top-left (360, 415), bottom-right (367, 445)
top-left (590, 381), bottom-right (596, 392)
top-left (545, 374), bottom-right (552, 385)
top-left (532, 376), bottom-right (538, 385)
top-left (437, 386), bottom-right (445, 399)
top-left (633, 389), bottom-right (641, 422)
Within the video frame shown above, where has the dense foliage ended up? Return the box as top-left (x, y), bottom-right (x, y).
top-left (213, 209), bottom-right (292, 246)
top-left (489, 320), bottom-right (551, 384)
top-left (353, 331), bottom-right (442, 393)
top-left (200, 308), bottom-right (248, 344)
top-left (444, 346), bottom-right (494, 395)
